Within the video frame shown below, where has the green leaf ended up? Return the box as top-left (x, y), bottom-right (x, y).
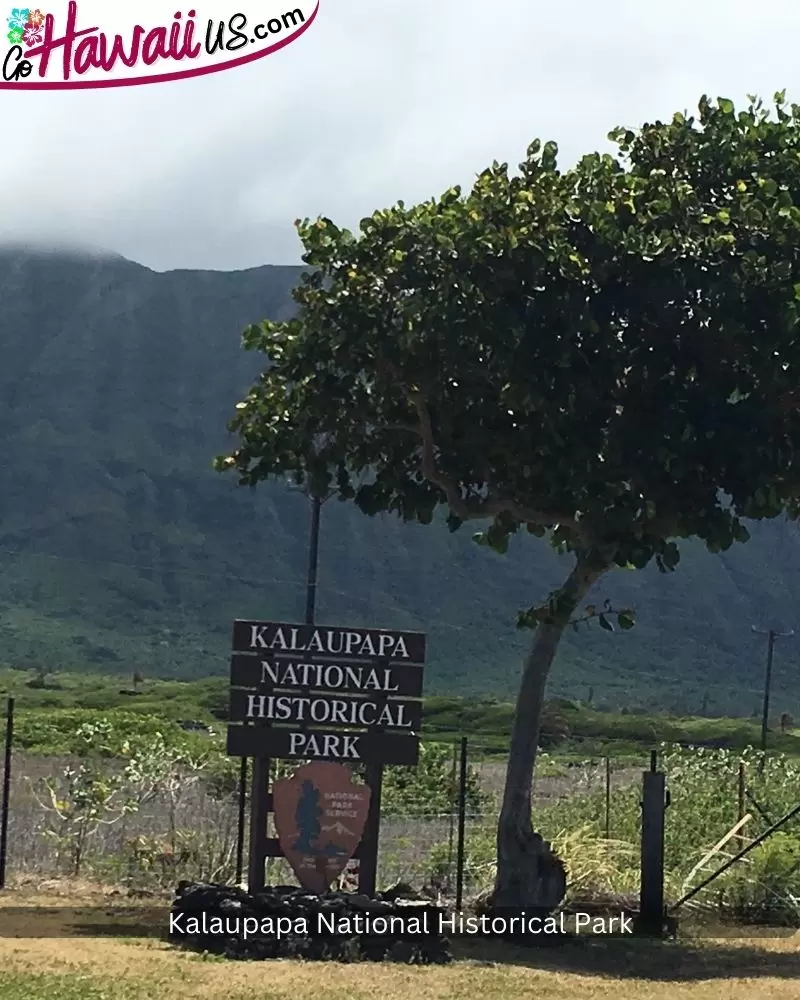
top-left (617, 612), bottom-right (635, 631)
top-left (718, 97), bottom-right (734, 114)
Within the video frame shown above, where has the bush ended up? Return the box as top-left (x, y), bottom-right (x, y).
top-left (426, 822), bottom-right (637, 899)
top-left (382, 742), bottom-right (488, 817)
top-left (717, 833), bottom-right (800, 926)
top-left (425, 744), bottom-right (800, 918)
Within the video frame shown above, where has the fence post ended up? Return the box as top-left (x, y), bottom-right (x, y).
top-left (637, 749), bottom-right (667, 935)
top-left (0, 696), bottom-right (14, 890)
top-left (737, 761), bottom-right (746, 840)
top-left (446, 742), bottom-right (458, 889)
top-left (604, 757), bottom-right (611, 840)
top-left (455, 736), bottom-right (468, 911)
top-left (235, 756), bottom-right (248, 885)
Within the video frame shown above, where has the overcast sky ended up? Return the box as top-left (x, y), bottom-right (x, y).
top-left (1, 0), bottom-right (799, 272)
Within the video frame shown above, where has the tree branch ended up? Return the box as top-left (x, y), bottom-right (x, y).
top-left (408, 392), bottom-right (584, 535)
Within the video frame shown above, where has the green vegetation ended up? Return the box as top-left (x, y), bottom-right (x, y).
top-left (424, 695), bottom-right (800, 759)
top-left (0, 973), bottom-right (161, 1000)
top-left (218, 91), bottom-right (800, 908)
top-left (3, 667), bottom-right (799, 761)
top-left (0, 665), bottom-right (224, 721)
top-left (434, 745), bottom-right (800, 924)
top-left (2, 250), bottom-right (800, 719)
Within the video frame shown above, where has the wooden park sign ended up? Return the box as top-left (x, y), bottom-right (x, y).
top-left (273, 761), bottom-right (370, 893)
top-left (226, 619), bottom-right (426, 896)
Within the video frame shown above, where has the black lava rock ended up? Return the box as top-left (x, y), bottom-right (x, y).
top-left (169, 882), bottom-right (452, 964)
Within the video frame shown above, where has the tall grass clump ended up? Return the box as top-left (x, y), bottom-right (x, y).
top-left (427, 744), bottom-right (800, 923)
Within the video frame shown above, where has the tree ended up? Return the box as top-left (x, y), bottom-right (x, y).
top-left (26, 663), bottom-right (51, 690)
top-left (217, 93), bottom-right (800, 910)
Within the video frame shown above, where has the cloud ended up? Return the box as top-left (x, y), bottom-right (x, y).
top-left (1, 0), bottom-right (798, 270)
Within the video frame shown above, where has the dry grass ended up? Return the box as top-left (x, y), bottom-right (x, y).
top-left (0, 880), bottom-right (798, 999)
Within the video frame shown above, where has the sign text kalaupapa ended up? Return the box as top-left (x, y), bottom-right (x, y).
top-left (231, 621), bottom-right (426, 663)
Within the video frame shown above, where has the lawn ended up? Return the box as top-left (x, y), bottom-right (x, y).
top-left (0, 883), bottom-right (797, 1000)
top-left (1, 670), bottom-right (799, 999)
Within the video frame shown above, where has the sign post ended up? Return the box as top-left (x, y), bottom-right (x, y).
top-left (247, 756), bottom-right (271, 893)
top-left (358, 761), bottom-right (383, 896)
top-left (226, 620), bottom-right (425, 895)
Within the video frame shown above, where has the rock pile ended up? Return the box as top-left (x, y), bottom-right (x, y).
top-left (169, 881), bottom-right (452, 963)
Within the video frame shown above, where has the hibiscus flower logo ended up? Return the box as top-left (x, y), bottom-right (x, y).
top-left (5, 7), bottom-right (46, 47)
top-left (6, 7), bottom-right (30, 31)
top-left (22, 19), bottom-right (41, 44)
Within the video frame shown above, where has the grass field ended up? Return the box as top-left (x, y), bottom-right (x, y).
top-left (0, 883), bottom-right (798, 1000)
top-left (2, 667), bottom-right (800, 998)
top-left (3, 665), bottom-right (800, 760)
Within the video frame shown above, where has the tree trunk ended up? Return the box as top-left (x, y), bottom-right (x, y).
top-left (492, 556), bottom-right (607, 913)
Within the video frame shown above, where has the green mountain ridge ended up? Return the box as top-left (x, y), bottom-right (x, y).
top-left (1, 249), bottom-right (798, 717)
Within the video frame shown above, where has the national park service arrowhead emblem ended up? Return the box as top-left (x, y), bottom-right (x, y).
top-left (272, 761), bottom-right (371, 893)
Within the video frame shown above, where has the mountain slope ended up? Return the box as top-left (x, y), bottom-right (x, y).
top-left (0, 250), bottom-right (798, 717)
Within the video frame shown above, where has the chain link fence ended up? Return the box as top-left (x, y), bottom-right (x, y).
top-left (0, 735), bottom-right (649, 895)
top-left (1, 713), bottom-right (798, 925)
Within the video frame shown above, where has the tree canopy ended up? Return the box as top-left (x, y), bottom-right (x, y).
top-left (218, 93), bottom-right (800, 910)
top-left (220, 94), bottom-right (800, 622)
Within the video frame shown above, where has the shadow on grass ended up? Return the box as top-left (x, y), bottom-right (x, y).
top-left (2, 905), bottom-right (797, 983)
top-left (70, 920), bottom-right (165, 938)
top-left (452, 932), bottom-right (800, 981)
top-left (0, 907), bottom-right (167, 939)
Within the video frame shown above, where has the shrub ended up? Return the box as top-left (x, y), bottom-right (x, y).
top-left (716, 833), bottom-right (800, 926)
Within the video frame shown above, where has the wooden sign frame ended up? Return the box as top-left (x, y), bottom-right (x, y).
top-left (227, 619), bottom-right (426, 897)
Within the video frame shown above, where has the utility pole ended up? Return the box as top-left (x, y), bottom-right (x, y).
top-left (288, 483), bottom-right (332, 625)
top-left (752, 626), bottom-right (794, 756)
top-left (305, 494), bottom-right (322, 625)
